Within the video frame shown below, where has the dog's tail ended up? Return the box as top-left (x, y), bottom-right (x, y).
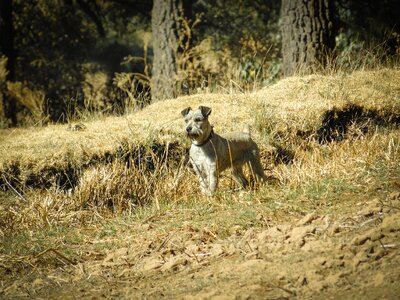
top-left (243, 124), bottom-right (251, 136)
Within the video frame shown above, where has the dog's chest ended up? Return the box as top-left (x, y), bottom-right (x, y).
top-left (189, 145), bottom-right (217, 170)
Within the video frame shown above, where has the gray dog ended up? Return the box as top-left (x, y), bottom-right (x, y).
top-left (181, 105), bottom-right (265, 196)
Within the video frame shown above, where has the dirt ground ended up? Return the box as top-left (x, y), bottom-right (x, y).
top-left (1, 192), bottom-right (399, 299)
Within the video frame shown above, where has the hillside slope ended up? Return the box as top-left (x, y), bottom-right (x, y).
top-left (0, 68), bottom-right (399, 299)
top-left (1, 69), bottom-right (399, 188)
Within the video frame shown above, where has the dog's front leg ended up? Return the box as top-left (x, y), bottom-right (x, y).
top-left (197, 168), bottom-right (217, 196)
top-left (198, 172), bottom-right (211, 196)
top-left (190, 159), bottom-right (214, 196)
top-left (198, 164), bottom-right (218, 196)
top-left (206, 163), bottom-right (218, 196)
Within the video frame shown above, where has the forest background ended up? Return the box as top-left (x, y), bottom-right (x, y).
top-left (0, 0), bottom-right (399, 128)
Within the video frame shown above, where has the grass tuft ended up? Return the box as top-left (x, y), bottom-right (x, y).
top-left (0, 68), bottom-right (399, 239)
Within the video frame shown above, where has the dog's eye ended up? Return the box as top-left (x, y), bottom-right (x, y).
top-left (194, 118), bottom-right (203, 122)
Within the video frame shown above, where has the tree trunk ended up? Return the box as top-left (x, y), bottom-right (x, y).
top-left (151, 0), bottom-right (189, 101)
top-left (280, 0), bottom-right (335, 77)
top-left (0, 0), bottom-right (17, 126)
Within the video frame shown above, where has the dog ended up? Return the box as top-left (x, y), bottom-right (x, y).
top-left (181, 105), bottom-right (265, 196)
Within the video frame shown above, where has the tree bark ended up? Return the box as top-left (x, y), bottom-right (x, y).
top-left (151, 0), bottom-right (189, 101)
top-left (0, 0), bottom-right (17, 126)
top-left (281, 0), bottom-right (335, 77)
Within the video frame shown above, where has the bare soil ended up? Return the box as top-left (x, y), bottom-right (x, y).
top-left (2, 193), bottom-right (399, 299)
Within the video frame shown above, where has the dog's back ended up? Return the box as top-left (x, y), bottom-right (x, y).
top-left (222, 124), bottom-right (252, 143)
top-left (217, 126), bottom-right (265, 181)
top-left (212, 130), bottom-right (260, 173)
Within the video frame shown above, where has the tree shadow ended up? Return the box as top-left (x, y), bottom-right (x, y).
top-left (316, 103), bottom-right (400, 143)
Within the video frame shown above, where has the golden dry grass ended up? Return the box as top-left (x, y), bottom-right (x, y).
top-left (0, 68), bottom-right (399, 234)
top-left (0, 68), bottom-right (399, 300)
top-left (1, 69), bottom-right (398, 163)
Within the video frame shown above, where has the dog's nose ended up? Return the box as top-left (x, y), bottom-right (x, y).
top-left (186, 126), bottom-right (192, 133)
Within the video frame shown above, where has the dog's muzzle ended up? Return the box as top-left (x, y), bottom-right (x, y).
top-left (186, 126), bottom-right (200, 138)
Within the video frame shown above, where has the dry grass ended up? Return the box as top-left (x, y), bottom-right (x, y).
top-left (2, 69), bottom-right (398, 162)
top-left (0, 93), bottom-right (252, 171)
top-left (82, 71), bottom-right (109, 111)
top-left (0, 56), bottom-right (7, 129)
top-left (6, 81), bottom-right (47, 125)
top-left (0, 68), bottom-right (399, 300)
top-left (0, 68), bottom-right (399, 236)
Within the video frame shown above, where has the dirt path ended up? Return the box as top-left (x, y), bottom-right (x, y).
top-left (2, 194), bottom-right (400, 299)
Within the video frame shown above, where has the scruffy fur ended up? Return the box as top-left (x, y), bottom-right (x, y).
top-left (181, 105), bottom-right (265, 196)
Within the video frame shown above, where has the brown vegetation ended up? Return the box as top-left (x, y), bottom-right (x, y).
top-left (0, 68), bottom-right (399, 298)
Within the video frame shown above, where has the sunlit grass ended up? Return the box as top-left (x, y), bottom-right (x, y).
top-left (0, 68), bottom-right (399, 273)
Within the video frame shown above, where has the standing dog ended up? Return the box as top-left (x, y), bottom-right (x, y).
top-left (181, 106), bottom-right (265, 196)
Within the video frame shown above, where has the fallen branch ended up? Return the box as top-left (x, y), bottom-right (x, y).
top-left (269, 282), bottom-right (297, 296)
top-left (35, 248), bottom-right (77, 265)
top-left (2, 175), bottom-right (27, 202)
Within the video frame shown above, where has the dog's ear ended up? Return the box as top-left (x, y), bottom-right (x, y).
top-left (199, 106), bottom-right (212, 118)
top-left (181, 107), bottom-right (192, 117)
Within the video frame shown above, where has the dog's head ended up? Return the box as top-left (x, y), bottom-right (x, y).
top-left (181, 106), bottom-right (212, 143)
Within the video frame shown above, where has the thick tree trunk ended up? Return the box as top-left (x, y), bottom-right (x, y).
top-left (0, 0), bottom-right (17, 126)
top-left (281, 0), bottom-right (335, 77)
top-left (151, 0), bottom-right (188, 101)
